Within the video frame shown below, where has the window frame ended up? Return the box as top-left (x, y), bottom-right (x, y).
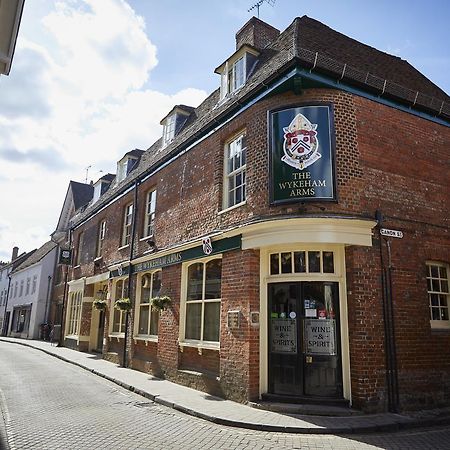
top-left (121, 203), bottom-right (133, 247)
top-left (110, 278), bottom-right (129, 336)
top-left (66, 291), bottom-right (83, 337)
top-left (427, 261), bottom-right (450, 329)
top-left (180, 256), bottom-right (222, 349)
top-left (134, 270), bottom-right (162, 339)
top-left (143, 189), bottom-right (157, 239)
top-left (223, 131), bottom-right (247, 210)
top-left (75, 232), bottom-right (84, 266)
top-left (162, 114), bottom-right (176, 147)
top-left (96, 220), bottom-right (106, 258)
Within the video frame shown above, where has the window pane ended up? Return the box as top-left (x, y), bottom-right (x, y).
top-left (431, 265), bottom-right (439, 277)
top-left (439, 266), bottom-right (447, 278)
top-left (205, 260), bottom-right (222, 299)
top-left (141, 278), bottom-right (151, 303)
top-left (152, 271), bottom-right (162, 298)
top-left (432, 308), bottom-right (440, 320)
top-left (270, 254), bottom-right (279, 275)
top-left (228, 189), bottom-right (235, 208)
top-left (432, 279), bottom-right (440, 292)
top-left (441, 308), bottom-right (449, 320)
top-left (123, 282), bottom-right (129, 299)
top-left (440, 295), bottom-right (447, 307)
top-left (294, 251), bottom-right (306, 273)
top-left (116, 280), bottom-right (123, 299)
top-left (113, 309), bottom-right (121, 332)
top-left (235, 185), bottom-right (242, 204)
top-left (323, 252), bottom-right (334, 273)
top-left (149, 309), bottom-right (159, 335)
top-left (442, 280), bottom-right (449, 293)
top-left (187, 263), bottom-right (203, 300)
top-left (203, 302), bottom-right (220, 341)
top-left (138, 305), bottom-right (150, 334)
top-left (427, 278), bottom-right (432, 291)
top-left (430, 294), bottom-right (439, 306)
top-left (185, 303), bottom-right (201, 340)
top-left (120, 312), bottom-right (126, 333)
top-left (308, 251), bottom-right (321, 273)
top-left (281, 252), bottom-right (292, 273)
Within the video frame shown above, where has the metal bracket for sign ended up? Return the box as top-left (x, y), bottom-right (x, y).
top-left (380, 228), bottom-right (403, 239)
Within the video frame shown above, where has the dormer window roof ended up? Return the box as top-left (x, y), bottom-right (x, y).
top-left (116, 149), bottom-right (144, 184)
top-left (214, 44), bottom-right (260, 100)
top-left (160, 105), bottom-right (194, 148)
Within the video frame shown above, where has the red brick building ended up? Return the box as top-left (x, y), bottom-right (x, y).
top-left (61, 16), bottom-right (450, 413)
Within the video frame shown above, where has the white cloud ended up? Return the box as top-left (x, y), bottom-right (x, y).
top-left (0, 0), bottom-right (207, 260)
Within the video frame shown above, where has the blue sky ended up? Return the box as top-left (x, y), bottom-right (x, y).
top-left (0, 0), bottom-right (448, 261)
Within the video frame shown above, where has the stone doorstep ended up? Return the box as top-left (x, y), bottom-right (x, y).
top-left (248, 400), bottom-right (364, 417)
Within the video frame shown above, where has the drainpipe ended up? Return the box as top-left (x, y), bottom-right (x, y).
top-left (122, 180), bottom-right (139, 368)
top-left (1, 274), bottom-right (12, 336)
top-left (44, 275), bottom-right (52, 325)
top-left (376, 210), bottom-right (399, 413)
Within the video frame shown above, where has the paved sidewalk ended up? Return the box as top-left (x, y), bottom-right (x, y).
top-left (1, 337), bottom-right (449, 435)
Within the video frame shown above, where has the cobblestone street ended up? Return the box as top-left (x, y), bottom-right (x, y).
top-left (1, 342), bottom-right (450, 449)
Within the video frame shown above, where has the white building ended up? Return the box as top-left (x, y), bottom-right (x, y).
top-left (6, 241), bottom-right (57, 339)
top-left (0, 247), bottom-right (34, 335)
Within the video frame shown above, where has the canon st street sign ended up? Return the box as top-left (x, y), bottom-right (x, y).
top-left (380, 228), bottom-right (403, 239)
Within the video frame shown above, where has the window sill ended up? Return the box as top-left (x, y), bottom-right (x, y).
top-left (73, 265), bottom-right (81, 269)
top-left (179, 341), bottom-right (220, 352)
top-left (108, 333), bottom-right (125, 341)
top-left (94, 256), bottom-right (103, 262)
top-left (133, 336), bottom-right (158, 345)
top-left (430, 322), bottom-right (450, 332)
top-left (139, 235), bottom-right (154, 242)
top-left (218, 201), bottom-right (247, 215)
top-left (118, 244), bottom-right (130, 251)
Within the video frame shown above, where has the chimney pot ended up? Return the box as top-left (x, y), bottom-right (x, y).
top-left (12, 246), bottom-right (18, 261)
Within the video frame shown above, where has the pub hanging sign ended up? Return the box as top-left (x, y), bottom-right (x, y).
top-left (269, 104), bottom-right (336, 205)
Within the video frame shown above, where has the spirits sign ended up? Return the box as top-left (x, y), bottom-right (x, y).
top-left (269, 105), bottom-right (336, 205)
top-left (304, 319), bottom-right (336, 355)
top-left (271, 318), bottom-right (297, 354)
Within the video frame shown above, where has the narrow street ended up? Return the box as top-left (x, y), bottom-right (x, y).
top-left (1, 341), bottom-right (449, 450)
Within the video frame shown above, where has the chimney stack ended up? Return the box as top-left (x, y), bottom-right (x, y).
top-left (235, 17), bottom-right (280, 50)
top-left (11, 246), bottom-right (18, 261)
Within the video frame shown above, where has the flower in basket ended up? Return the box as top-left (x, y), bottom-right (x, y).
top-left (114, 297), bottom-right (132, 312)
top-left (93, 298), bottom-right (108, 310)
top-left (150, 295), bottom-right (171, 311)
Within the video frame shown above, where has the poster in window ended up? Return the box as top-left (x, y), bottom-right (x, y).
top-left (269, 105), bottom-right (336, 205)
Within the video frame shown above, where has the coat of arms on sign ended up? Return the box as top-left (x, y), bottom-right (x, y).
top-left (282, 113), bottom-right (321, 170)
top-left (202, 236), bottom-right (213, 255)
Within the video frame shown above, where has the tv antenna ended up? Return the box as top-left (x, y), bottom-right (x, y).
top-left (84, 165), bottom-right (91, 184)
top-left (248, 0), bottom-right (276, 18)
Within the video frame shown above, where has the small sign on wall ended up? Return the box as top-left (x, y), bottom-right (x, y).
top-left (227, 310), bottom-right (240, 329)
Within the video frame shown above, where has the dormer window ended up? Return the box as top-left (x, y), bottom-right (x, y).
top-left (115, 150), bottom-right (144, 185)
top-left (162, 114), bottom-right (176, 146)
top-left (216, 45), bottom-right (259, 101)
top-left (92, 176), bottom-right (113, 204)
top-left (160, 105), bottom-right (194, 148)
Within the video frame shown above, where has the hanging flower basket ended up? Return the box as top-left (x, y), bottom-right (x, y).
top-left (114, 297), bottom-right (132, 312)
top-left (93, 298), bottom-right (108, 310)
top-left (150, 296), bottom-right (172, 311)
